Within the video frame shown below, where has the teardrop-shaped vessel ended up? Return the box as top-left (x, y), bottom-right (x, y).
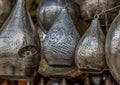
top-left (80, 0), bottom-right (119, 26)
top-left (75, 18), bottom-right (106, 72)
top-left (37, 0), bottom-right (80, 33)
top-left (0, 0), bottom-right (12, 27)
top-left (106, 11), bottom-right (120, 84)
top-left (43, 8), bottom-right (80, 67)
top-left (0, 0), bottom-right (40, 80)
top-left (37, 25), bottom-right (82, 78)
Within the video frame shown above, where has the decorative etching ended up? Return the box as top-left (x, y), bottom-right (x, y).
top-left (43, 8), bottom-right (80, 66)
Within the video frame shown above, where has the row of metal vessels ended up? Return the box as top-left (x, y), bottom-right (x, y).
top-left (0, 0), bottom-right (120, 85)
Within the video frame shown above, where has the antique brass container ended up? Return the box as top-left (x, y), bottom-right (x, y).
top-left (106, 11), bottom-right (120, 84)
top-left (43, 8), bottom-right (80, 67)
top-left (80, 0), bottom-right (119, 26)
top-left (37, 0), bottom-right (80, 33)
top-left (75, 18), bottom-right (106, 73)
top-left (0, 0), bottom-right (40, 80)
top-left (0, 0), bottom-right (12, 27)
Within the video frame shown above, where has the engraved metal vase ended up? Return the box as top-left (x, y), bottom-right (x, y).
top-left (37, 25), bottom-right (82, 78)
top-left (105, 11), bottom-right (120, 84)
top-left (43, 8), bottom-right (80, 67)
top-left (75, 18), bottom-right (106, 73)
top-left (37, 0), bottom-right (80, 33)
top-left (80, 0), bottom-right (119, 26)
top-left (0, 0), bottom-right (40, 80)
top-left (0, 0), bottom-right (12, 27)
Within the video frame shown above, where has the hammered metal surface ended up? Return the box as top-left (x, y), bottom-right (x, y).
top-left (0, 0), bottom-right (40, 80)
top-left (75, 19), bottom-right (106, 72)
top-left (43, 8), bottom-right (80, 67)
top-left (106, 12), bottom-right (120, 84)
top-left (37, 26), bottom-right (82, 78)
top-left (37, 0), bottom-right (80, 33)
top-left (80, 0), bottom-right (119, 26)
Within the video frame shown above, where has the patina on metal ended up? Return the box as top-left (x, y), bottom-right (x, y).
top-left (75, 18), bottom-right (106, 73)
top-left (43, 8), bottom-right (80, 67)
top-left (0, 0), bottom-right (40, 80)
top-left (80, 0), bottom-right (119, 26)
top-left (37, 24), bottom-right (82, 78)
top-left (105, 11), bottom-right (120, 84)
top-left (37, 0), bottom-right (80, 33)
top-left (0, 0), bottom-right (12, 27)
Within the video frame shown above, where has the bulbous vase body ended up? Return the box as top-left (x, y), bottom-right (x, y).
top-left (43, 8), bottom-right (80, 67)
top-left (0, 0), bottom-right (40, 80)
top-left (75, 18), bottom-right (106, 73)
top-left (37, 25), bottom-right (82, 78)
top-left (106, 11), bottom-right (120, 84)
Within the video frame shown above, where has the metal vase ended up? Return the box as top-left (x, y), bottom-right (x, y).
top-left (105, 11), bottom-right (120, 84)
top-left (37, 23), bottom-right (82, 78)
top-left (80, 0), bottom-right (119, 26)
top-left (37, 0), bottom-right (81, 33)
top-left (0, 0), bottom-right (40, 80)
top-left (75, 18), bottom-right (106, 73)
top-left (43, 8), bottom-right (80, 67)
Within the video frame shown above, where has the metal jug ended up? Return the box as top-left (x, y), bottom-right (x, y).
top-left (106, 11), bottom-right (120, 84)
top-left (75, 18), bottom-right (106, 73)
top-left (80, 0), bottom-right (119, 26)
top-left (0, 0), bottom-right (40, 80)
top-left (37, 0), bottom-right (80, 33)
top-left (43, 8), bottom-right (80, 67)
top-left (0, 0), bottom-right (12, 27)
top-left (37, 24), bottom-right (82, 78)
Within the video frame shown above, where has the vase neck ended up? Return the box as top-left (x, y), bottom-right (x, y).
top-left (16, 0), bottom-right (26, 9)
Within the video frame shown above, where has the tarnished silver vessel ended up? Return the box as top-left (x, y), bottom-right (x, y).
top-left (37, 25), bottom-right (82, 78)
top-left (106, 11), bottom-right (120, 84)
top-left (43, 8), bottom-right (80, 67)
top-left (75, 18), bottom-right (106, 73)
top-left (80, 0), bottom-right (119, 26)
top-left (0, 0), bottom-right (12, 27)
top-left (37, 0), bottom-right (80, 33)
top-left (0, 0), bottom-right (40, 80)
